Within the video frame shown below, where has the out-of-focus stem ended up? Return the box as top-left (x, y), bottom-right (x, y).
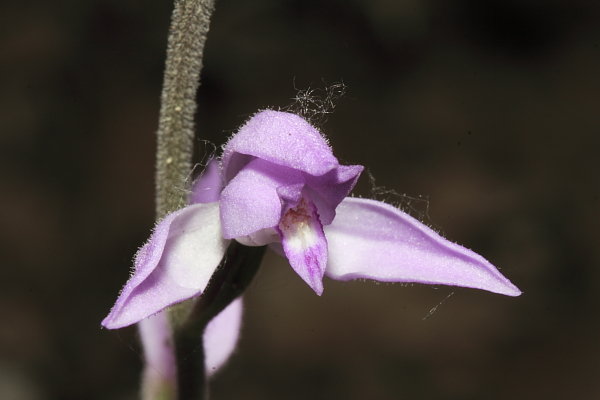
top-left (139, 312), bottom-right (178, 400)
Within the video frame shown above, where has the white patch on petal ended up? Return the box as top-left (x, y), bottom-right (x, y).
top-left (163, 203), bottom-right (228, 290)
top-left (235, 228), bottom-right (280, 246)
top-left (279, 197), bottom-right (319, 252)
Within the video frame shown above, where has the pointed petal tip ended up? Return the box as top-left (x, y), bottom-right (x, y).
top-left (100, 318), bottom-right (112, 330)
top-left (311, 282), bottom-right (324, 296)
top-left (497, 282), bottom-right (522, 297)
top-left (457, 275), bottom-right (521, 297)
top-left (100, 302), bottom-right (159, 330)
top-left (100, 313), bottom-right (127, 330)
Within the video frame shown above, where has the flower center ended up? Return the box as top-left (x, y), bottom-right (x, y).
top-left (279, 196), bottom-right (318, 249)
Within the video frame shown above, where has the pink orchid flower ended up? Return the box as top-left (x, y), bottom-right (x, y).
top-left (102, 110), bottom-right (520, 330)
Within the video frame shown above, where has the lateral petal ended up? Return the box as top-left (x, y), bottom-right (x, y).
top-left (303, 164), bottom-right (364, 225)
top-left (324, 198), bottom-right (521, 296)
top-left (102, 203), bottom-right (230, 329)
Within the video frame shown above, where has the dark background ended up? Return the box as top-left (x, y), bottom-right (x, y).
top-left (2, 0), bottom-right (599, 399)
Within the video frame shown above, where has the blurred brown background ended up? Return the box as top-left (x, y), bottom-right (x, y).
top-left (1, 0), bottom-right (599, 399)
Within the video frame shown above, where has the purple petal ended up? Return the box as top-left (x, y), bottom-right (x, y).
top-left (302, 187), bottom-right (336, 227)
top-left (221, 110), bottom-right (338, 183)
top-left (203, 297), bottom-right (243, 377)
top-left (102, 203), bottom-right (230, 329)
top-left (277, 194), bottom-right (328, 295)
top-left (304, 164), bottom-right (364, 225)
top-left (324, 198), bottom-right (521, 296)
top-left (138, 311), bottom-right (177, 395)
top-left (191, 159), bottom-right (222, 204)
top-left (219, 158), bottom-right (304, 239)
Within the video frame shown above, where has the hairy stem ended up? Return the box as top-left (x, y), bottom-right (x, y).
top-left (155, 0), bottom-right (216, 220)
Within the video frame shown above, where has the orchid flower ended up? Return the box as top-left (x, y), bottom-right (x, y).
top-left (102, 110), bottom-right (520, 330)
